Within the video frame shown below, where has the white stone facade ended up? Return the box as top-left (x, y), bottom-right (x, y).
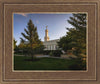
top-left (43, 39), bottom-right (59, 50)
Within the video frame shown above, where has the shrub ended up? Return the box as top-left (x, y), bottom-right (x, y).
top-left (49, 52), bottom-right (53, 56)
top-left (68, 63), bottom-right (81, 70)
top-left (43, 50), bottom-right (51, 55)
top-left (52, 50), bottom-right (62, 57)
top-left (68, 58), bottom-right (86, 70)
top-left (67, 50), bottom-right (73, 55)
top-left (43, 50), bottom-right (62, 57)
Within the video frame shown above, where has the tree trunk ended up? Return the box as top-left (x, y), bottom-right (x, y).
top-left (31, 43), bottom-right (34, 61)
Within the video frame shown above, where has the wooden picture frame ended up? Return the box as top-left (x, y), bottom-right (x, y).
top-left (0, 0), bottom-right (99, 84)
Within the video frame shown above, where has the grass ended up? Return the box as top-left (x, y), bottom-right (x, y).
top-left (14, 56), bottom-right (86, 70)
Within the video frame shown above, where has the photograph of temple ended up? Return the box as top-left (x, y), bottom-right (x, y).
top-left (14, 13), bottom-right (87, 70)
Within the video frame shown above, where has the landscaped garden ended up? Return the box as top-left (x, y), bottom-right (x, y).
top-left (14, 55), bottom-right (86, 70)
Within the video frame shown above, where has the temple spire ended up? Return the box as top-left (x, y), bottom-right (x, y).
top-left (44, 26), bottom-right (49, 41)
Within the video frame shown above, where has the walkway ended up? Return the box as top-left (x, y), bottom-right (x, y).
top-left (14, 54), bottom-right (77, 59)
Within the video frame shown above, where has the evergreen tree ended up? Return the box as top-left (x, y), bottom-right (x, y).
top-left (14, 39), bottom-right (17, 49)
top-left (58, 13), bottom-right (86, 55)
top-left (18, 38), bottom-right (26, 49)
top-left (20, 19), bottom-right (42, 60)
top-left (67, 14), bottom-right (86, 42)
top-left (67, 14), bottom-right (86, 54)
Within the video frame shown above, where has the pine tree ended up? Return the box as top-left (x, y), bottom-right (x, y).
top-left (18, 38), bottom-right (26, 49)
top-left (20, 19), bottom-right (41, 60)
top-left (67, 13), bottom-right (86, 54)
top-left (14, 38), bottom-right (17, 49)
top-left (67, 14), bottom-right (86, 41)
top-left (58, 13), bottom-right (86, 55)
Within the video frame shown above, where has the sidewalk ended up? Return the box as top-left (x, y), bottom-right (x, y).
top-left (14, 54), bottom-right (77, 59)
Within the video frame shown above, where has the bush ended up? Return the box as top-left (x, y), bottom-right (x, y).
top-left (43, 50), bottom-right (62, 57)
top-left (43, 50), bottom-right (51, 55)
top-left (67, 50), bottom-right (73, 55)
top-left (49, 52), bottom-right (53, 56)
top-left (68, 63), bottom-right (81, 70)
top-left (52, 50), bottom-right (62, 57)
top-left (68, 58), bottom-right (86, 70)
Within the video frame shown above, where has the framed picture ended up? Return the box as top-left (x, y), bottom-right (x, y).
top-left (13, 13), bottom-right (87, 71)
top-left (0, 0), bottom-right (99, 84)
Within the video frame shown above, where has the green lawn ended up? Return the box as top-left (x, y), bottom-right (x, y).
top-left (14, 56), bottom-right (86, 70)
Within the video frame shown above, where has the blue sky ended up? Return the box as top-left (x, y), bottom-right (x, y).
top-left (13, 13), bottom-right (73, 45)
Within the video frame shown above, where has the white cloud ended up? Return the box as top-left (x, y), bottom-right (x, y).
top-left (16, 13), bottom-right (28, 17)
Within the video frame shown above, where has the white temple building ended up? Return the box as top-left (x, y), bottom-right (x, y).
top-left (43, 26), bottom-right (59, 50)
